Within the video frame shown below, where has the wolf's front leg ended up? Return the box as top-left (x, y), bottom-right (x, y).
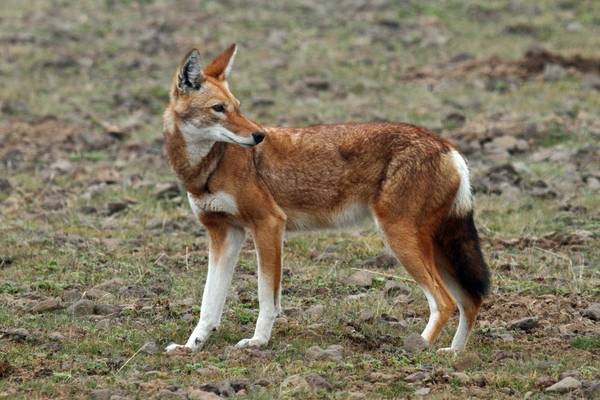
top-left (166, 224), bottom-right (245, 352)
top-left (235, 216), bottom-right (284, 348)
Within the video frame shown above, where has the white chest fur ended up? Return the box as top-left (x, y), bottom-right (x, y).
top-left (188, 191), bottom-right (239, 216)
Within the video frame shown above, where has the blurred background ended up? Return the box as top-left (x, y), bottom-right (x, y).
top-left (1, 1), bottom-right (599, 398)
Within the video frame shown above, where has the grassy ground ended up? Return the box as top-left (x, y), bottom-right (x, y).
top-left (1, 0), bottom-right (599, 399)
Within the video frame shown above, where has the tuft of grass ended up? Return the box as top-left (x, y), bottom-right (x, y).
top-left (571, 336), bottom-right (600, 350)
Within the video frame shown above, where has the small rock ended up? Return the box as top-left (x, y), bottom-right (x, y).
top-left (358, 310), bottom-right (375, 322)
top-left (280, 374), bottom-right (310, 392)
top-left (543, 63), bottom-right (566, 81)
top-left (83, 288), bottom-right (114, 301)
top-left (93, 304), bottom-right (121, 316)
top-left (304, 373), bottom-right (333, 391)
top-left (30, 297), bottom-right (62, 313)
top-left (509, 316), bottom-right (539, 331)
top-left (91, 389), bottom-right (115, 400)
top-left (582, 74), bottom-right (600, 91)
top-left (119, 285), bottom-right (150, 298)
top-left (545, 376), bottom-right (582, 393)
top-left (0, 178), bottom-right (12, 194)
top-left (453, 352), bottom-right (480, 371)
top-left (50, 159), bottom-right (73, 173)
top-left (345, 270), bottom-right (374, 288)
top-left (1, 328), bottom-right (32, 342)
top-left (345, 293), bottom-right (368, 301)
top-left (68, 299), bottom-right (96, 316)
top-left (96, 319), bottom-right (111, 329)
top-left (405, 371), bottom-right (430, 383)
top-left (537, 375), bottom-right (556, 388)
top-left (48, 331), bottom-right (65, 341)
top-left (199, 381), bottom-right (235, 397)
top-left (403, 333), bottom-right (428, 353)
top-left (585, 381), bottom-right (600, 398)
top-left (187, 390), bottom-right (221, 400)
top-left (451, 372), bottom-right (470, 384)
top-left (559, 370), bottom-right (582, 381)
top-left (141, 340), bottom-right (159, 354)
top-left (306, 344), bottom-right (344, 362)
top-left (362, 253), bottom-right (398, 269)
top-left (306, 304), bottom-right (324, 320)
top-left (62, 289), bottom-right (81, 302)
top-left (582, 303), bottom-right (600, 321)
top-left (107, 201), bottom-right (128, 215)
top-left (256, 378), bottom-right (271, 387)
top-left (443, 112), bottom-right (466, 129)
top-left (304, 77), bottom-right (330, 91)
top-left (154, 182), bottom-right (180, 199)
top-left (414, 387), bottom-right (430, 396)
top-left (383, 281), bottom-right (410, 298)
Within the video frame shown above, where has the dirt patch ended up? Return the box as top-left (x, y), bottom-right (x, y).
top-left (0, 116), bottom-right (115, 170)
top-left (403, 47), bottom-right (600, 82)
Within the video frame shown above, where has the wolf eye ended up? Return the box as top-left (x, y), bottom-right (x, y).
top-left (211, 104), bottom-right (226, 113)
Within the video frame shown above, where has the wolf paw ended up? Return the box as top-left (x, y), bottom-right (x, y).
top-left (235, 337), bottom-right (267, 348)
top-left (165, 343), bottom-right (189, 353)
top-left (436, 347), bottom-right (461, 354)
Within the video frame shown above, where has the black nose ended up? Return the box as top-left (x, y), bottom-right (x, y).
top-left (252, 132), bottom-right (265, 144)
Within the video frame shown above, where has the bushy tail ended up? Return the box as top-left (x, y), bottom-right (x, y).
top-left (435, 211), bottom-right (491, 301)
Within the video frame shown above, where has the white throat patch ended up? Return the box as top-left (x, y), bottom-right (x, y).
top-left (180, 123), bottom-right (255, 164)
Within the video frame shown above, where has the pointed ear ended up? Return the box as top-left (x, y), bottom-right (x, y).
top-left (177, 49), bottom-right (203, 92)
top-left (203, 44), bottom-right (237, 80)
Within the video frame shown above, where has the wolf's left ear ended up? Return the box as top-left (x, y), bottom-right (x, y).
top-left (178, 49), bottom-right (203, 92)
top-left (203, 43), bottom-right (237, 80)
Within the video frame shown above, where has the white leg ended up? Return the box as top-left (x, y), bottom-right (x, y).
top-left (420, 286), bottom-right (441, 343)
top-left (438, 275), bottom-right (469, 352)
top-left (166, 226), bottom-right (245, 352)
top-left (235, 219), bottom-right (283, 348)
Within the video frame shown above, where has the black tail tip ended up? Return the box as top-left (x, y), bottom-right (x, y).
top-left (436, 211), bottom-right (491, 301)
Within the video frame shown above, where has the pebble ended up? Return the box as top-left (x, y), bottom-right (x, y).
top-left (107, 201), bottom-right (128, 215)
top-left (154, 182), bottom-right (180, 199)
top-left (362, 254), bottom-right (398, 269)
top-left (405, 371), bottom-right (430, 383)
top-left (383, 281), bottom-right (410, 298)
top-left (414, 387), bottom-right (431, 396)
top-left (199, 381), bottom-right (235, 397)
top-left (96, 319), bottom-right (111, 329)
top-left (545, 376), bottom-right (582, 393)
top-left (187, 390), bottom-right (221, 400)
top-left (306, 344), bottom-right (344, 362)
top-left (582, 303), bottom-right (600, 321)
top-left (345, 270), bottom-right (374, 288)
top-left (452, 352), bottom-right (480, 371)
top-left (451, 372), bottom-right (470, 384)
top-left (304, 373), bottom-right (333, 391)
top-left (403, 333), bottom-right (428, 353)
top-left (48, 331), bottom-right (65, 341)
top-left (306, 304), bottom-right (324, 320)
top-left (141, 340), bottom-right (159, 354)
top-left (509, 316), bottom-right (539, 331)
top-left (280, 374), bottom-right (310, 392)
top-left (1, 328), bottom-right (32, 342)
top-left (68, 299), bottom-right (95, 316)
top-left (83, 288), bottom-right (114, 301)
top-left (94, 304), bottom-right (121, 316)
top-left (62, 289), bottom-right (81, 302)
top-left (30, 297), bottom-right (62, 313)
